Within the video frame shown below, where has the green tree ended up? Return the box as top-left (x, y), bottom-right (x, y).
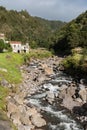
top-left (30, 41), bottom-right (38, 49)
top-left (5, 43), bottom-right (12, 52)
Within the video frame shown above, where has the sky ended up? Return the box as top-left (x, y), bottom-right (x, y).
top-left (0, 0), bottom-right (87, 22)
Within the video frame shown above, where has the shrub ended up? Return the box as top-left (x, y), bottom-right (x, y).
top-left (0, 39), bottom-right (5, 52)
top-left (5, 43), bottom-right (12, 52)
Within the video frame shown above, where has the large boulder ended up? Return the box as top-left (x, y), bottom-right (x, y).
top-left (60, 86), bottom-right (81, 110)
top-left (7, 100), bottom-right (19, 118)
top-left (31, 113), bottom-right (46, 127)
top-left (62, 94), bottom-right (81, 110)
top-left (19, 105), bottom-right (32, 126)
top-left (46, 91), bottom-right (55, 104)
top-left (10, 112), bottom-right (21, 126)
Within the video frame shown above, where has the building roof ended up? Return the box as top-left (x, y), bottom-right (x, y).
top-left (0, 33), bottom-right (5, 36)
top-left (10, 41), bottom-right (22, 44)
top-left (0, 33), bottom-right (5, 39)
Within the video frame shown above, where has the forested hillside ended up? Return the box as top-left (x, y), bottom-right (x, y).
top-left (51, 10), bottom-right (87, 78)
top-left (52, 10), bottom-right (87, 54)
top-left (0, 6), bottom-right (65, 49)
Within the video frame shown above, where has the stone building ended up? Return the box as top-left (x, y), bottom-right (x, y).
top-left (0, 33), bottom-right (29, 53)
top-left (10, 41), bottom-right (29, 53)
top-left (0, 33), bottom-right (5, 40)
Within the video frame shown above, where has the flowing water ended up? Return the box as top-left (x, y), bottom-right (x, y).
top-left (27, 72), bottom-right (84, 130)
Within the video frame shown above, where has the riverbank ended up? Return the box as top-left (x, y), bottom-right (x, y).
top-left (5, 56), bottom-right (87, 130)
top-left (0, 50), bottom-right (53, 130)
top-left (6, 56), bottom-right (63, 130)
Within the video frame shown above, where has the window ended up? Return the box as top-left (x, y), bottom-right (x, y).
top-left (14, 45), bottom-right (16, 48)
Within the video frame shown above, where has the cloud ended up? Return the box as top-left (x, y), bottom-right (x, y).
top-left (0, 0), bottom-right (87, 21)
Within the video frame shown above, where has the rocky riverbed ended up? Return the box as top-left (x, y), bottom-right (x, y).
top-left (4, 56), bottom-right (87, 130)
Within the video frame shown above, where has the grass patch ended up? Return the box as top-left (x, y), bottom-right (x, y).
top-left (0, 53), bottom-right (24, 83)
top-left (23, 48), bottom-right (53, 64)
top-left (63, 54), bottom-right (82, 68)
top-left (30, 49), bottom-right (52, 58)
top-left (62, 48), bottom-right (87, 78)
top-left (0, 86), bottom-right (9, 111)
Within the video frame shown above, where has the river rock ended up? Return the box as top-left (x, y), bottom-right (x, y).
top-left (67, 86), bottom-right (76, 96)
top-left (7, 101), bottom-right (19, 118)
top-left (59, 84), bottom-right (68, 91)
top-left (0, 120), bottom-right (13, 130)
top-left (14, 92), bottom-right (26, 105)
top-left (1, 79), bottom-right (9, 87)
top-left (75, 98), bottom-right (83, 103)
top-left (19, 105), bottom-right (32, 126)
top-left (40, 63), bottom-right (54, 75)
top-left (31, 113), bottom-right (46, 127)
top-left (58, 89), bottom-right (66, 99)
top-left (10, 112), bottom-right (21, 126)
top-left (46, 91), bottom-right (55, 103)
top-left (0, 68), bottom-right (7, 72)
top-left (62, 94), bottom-right (81, 110)
top-left (28, 107), bottom-right (37, 114)
top-left (79, 87), bottom-right (87, 103)
top-left (20, 114), bottom-right (31, 126)
top-left (37, 76), bottom-right (46, 83)
top-left (18, 124), bottom-right (31, 130)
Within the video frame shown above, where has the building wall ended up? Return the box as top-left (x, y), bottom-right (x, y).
top-left (21, 43), bottom-right (29, 53)
top-left (10, 43), bottom-right (22, 53)
top-left (10, 42), bottom-right (29, 53)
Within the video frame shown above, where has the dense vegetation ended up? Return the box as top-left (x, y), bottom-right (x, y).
top-left (0, 6), bottom-right (65, 49)
top-left (62, 48), bottom-right (87, 78)
top-left (47, 10), bottom-right (87, 77)
top-left (0, 39), bottom-right (12, 52)
top-left (52, 10), bottom-right (87, 55)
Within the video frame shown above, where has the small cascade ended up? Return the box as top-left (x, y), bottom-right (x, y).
top-left (26, 72), bottom-right (84, 130)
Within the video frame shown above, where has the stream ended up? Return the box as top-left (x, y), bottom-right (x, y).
top-left (26, 72), bottom-right (84, 130)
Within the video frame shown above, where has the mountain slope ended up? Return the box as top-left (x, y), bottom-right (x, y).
top-left (0, 6), bottom-right (65, 49)
top-left (52, 10), bottom-right (87, 54)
